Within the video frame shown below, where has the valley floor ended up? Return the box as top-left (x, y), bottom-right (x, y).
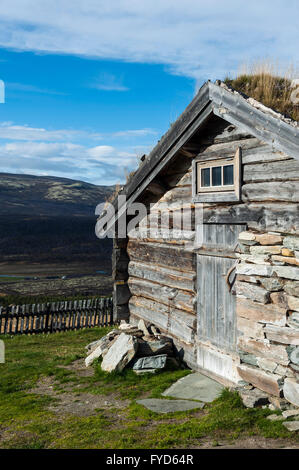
top-left (0, 262), bottom-right (112, 299)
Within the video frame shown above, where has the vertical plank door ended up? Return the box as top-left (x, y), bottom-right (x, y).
top-left (196, 224), bottom-right (246, 379)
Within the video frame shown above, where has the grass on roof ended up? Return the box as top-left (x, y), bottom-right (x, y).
top-left (224, 62), bottom-right (299, 122)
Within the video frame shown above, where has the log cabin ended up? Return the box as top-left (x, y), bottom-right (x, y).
top-left (98, 80), bottom-right (299, 406)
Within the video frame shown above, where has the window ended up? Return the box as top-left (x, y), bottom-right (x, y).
top-left (198, 161), bottom-right (234, 192)
top-left (192, 147), bottom-right (242, 203)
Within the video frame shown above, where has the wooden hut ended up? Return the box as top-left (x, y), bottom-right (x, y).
top-left (99, 80), bottom-right (299, 406)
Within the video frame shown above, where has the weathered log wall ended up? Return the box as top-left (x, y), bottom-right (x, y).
top-left (122, 116), bottom-right (299, 402)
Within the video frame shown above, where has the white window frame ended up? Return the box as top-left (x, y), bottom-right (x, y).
top-left (192, 147), bottom-right (242, 203)
top-left (197, 159), bottom-right (235, 193)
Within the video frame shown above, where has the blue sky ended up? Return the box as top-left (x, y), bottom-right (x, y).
top-left (0, 0), bottom-right (298, 185)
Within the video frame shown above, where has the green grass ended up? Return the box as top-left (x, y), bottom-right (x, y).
top-left (0, 328), bottom-right (298, 449)
top-left (0, 276), bottom-right (25, 283)
top-left (224, 70), bottom-right (299, 122)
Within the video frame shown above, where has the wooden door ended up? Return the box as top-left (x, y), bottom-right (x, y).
top-left (197, 224), bottom-right (247, 353)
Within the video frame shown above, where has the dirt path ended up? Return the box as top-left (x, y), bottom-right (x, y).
top-left (28, 360), bottom-right (130, 417)
top-left (25, 359), bottom-right (298, 449)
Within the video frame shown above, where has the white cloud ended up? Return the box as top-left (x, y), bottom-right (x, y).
top-left (0, 139), bottom-right (139, 185)
top-left (113, 129), bottom-right (157, 138)
top-left (8, 82), bottom-right (67, 95)
top-left (0, 121), bottom-right (157, 184)
top-left (0, 1), bottom-right (297, 79)
top-left (91, 73), bottom-right (129, 91)
top-left (0, 122), bottom-right (157, 142)
top-left (0, 122), bottom-right (101, 141)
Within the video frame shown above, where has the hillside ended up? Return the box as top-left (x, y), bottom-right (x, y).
top-left (0, 173), bottom-right (113, 216)
top-left (0, 173), bottom-right (114, 267)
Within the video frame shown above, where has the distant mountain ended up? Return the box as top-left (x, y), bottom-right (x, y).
top-left (0, 173), bottom-right (114, 266)
top-left (0, 173), bottom-right (114, 216)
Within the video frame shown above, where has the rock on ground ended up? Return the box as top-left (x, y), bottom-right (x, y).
top-left (101, 333), bottom-right (138, 373)
top-left (282, 409), bottom-right (299, 418)
top-left (138, 319), bottom-right (151, 337)
top-left (132, 354), bottom-right (167, 371)
top-left (282, 421), bottom-right (299, 432)
top-left (137, 337), bottom-right (173, 357)
top-left (266, 414), bottom-right (284, 421)
top-left (85, 330), bottom-right (120, 367)
top-left (237, 387), bottom-right (269, 408)
top-left (283, 378), bottom-right (299, 407)
top-left (136, 398), bottom-right (205, 414)
top-left (162, 373), bottom-right (224, 403)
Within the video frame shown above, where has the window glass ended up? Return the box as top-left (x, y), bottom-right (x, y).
top-left (212, 166), bottom-right (221, 186)
top-left (201, 167), bottom-right (210, 187)
top-left (223, 165), bottom-right (234, 185)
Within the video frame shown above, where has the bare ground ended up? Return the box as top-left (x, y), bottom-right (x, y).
top-left (26, 359), bottom-right (298, 449)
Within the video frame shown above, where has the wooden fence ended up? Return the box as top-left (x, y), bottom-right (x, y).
top-left (0, 297), bottom-right (113, 335)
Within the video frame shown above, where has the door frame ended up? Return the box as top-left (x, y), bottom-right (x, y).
top-left (195, 223), bottom-right (247, 384)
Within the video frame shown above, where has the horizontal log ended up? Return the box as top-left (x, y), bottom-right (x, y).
top-left (161, 154), bottom-right (192, 176)
top-left (243, 159), bottom-right (299, 183)
top-left (237, 336), bottom-right (289, 366)
top-left (128, 277), bottom-right (195, 313)
top-left (158, 186), bottom-right (192, 203)
top-left (264, 325), bottom-right (299, 345)
top-left (242, 145), bottom-right (291, 165)
top-left (236, 298), bottom-right (287, 326)
top-left (166, 170), bottom-right (192, 188)
top-left (197, 137), bottom-right (261, 159)
top-left (149, 201), bottom-right (195, 212)
top-left (237, 364), bottom-right (282, 396)
top-left (128, 228), bottom-right (195, 245)
top-left (203, 202), bottom-right (299, 234)
top-left (242, 181), bottom-right (299, 203)
top-left (127, 233), bottom-right (188, 246)
top-left (127, 240), bottom-right (196, 272)
top-left (138, 210), bottom-right (195, 231)
top-left (145, 181), bottom-right (167, 197)
top-left (196, 121), bottom-right (253, 145)
top-left (128, 261), bottom-right (196, 292)
top-left (129, 295), bottom-right (196, 344)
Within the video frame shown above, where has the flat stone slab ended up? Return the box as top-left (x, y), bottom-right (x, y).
top-left (162, 373), bottom-right (224, 402)
top-left (282, 421), bottom-right (299, 432)
top-left (132, 354), bottom-right (167, 370)
top-left (136, 398), bottom-right (205, 414)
